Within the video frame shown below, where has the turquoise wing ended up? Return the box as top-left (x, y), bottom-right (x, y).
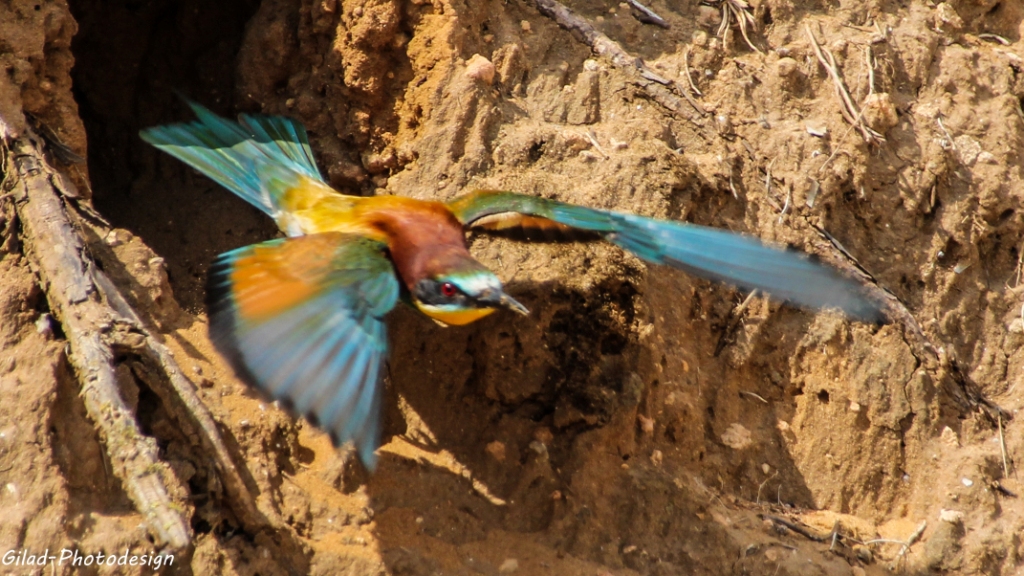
top-left (140, 100), bottom-right (323, 217)
top-left (207, 232), bottom-right (400, 467)
top-left (448, 190), bottom-right (884, 322)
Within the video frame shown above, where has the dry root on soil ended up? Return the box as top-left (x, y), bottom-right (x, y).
top-left (805, 23), bottom-right (884, 144)
top-left (0, 128), bottom-right (267, 550)
top-left (530, 0), bottom-right (707, 120)
top-left (715, 0), bottom-right (762, 54)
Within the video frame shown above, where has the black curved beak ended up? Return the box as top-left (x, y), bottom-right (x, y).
top-left (478, 288), bottom-right (529, 315)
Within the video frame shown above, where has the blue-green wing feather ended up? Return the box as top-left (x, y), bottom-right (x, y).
top-left (449, 190), bottom-right (884, 321)
top-left (207, 234), bottom-right (400, 467)
top-left (238, 112), bottom-right (321, 181)
top-left (140, 101), bottom-right (323, 217)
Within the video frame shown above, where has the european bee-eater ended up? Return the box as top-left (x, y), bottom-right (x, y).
top-left (140, 102), bottom-right (884, 468)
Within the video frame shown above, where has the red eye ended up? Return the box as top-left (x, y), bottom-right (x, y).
top-left (440, 282), bottom-right (457, 297)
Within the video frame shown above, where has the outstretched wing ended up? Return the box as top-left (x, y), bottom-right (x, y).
top-left (140, 100), bottom-right (327, 220)
top-left (448, 190), bottom-right (884, 322)
top-left (207, 233), bottom-right (400, 467)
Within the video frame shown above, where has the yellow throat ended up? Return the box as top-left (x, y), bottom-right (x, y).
top-left (415, 302), bottom-right (497, 326)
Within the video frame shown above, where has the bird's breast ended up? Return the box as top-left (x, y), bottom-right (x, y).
top-left (280, 194), bottom-right (473, 289)
top-left (376, 210), bottom-right (469, 288)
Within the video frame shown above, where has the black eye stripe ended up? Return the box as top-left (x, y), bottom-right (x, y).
top-left (415, 279), bottom-right (467, 305)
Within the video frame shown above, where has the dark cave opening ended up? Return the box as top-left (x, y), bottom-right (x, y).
top-left (68, 0), bottom-right (276, 311)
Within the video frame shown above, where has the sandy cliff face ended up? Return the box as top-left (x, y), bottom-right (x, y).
top-left (1, 0), bottom-right (1023, 574)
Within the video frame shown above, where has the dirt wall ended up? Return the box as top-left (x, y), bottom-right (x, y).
top-left (1, 0), bottom-right (1023, 574)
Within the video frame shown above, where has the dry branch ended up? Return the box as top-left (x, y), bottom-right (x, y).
top-left (4, 130), bottom-right (267, 549)
top-left (897, 520), bottom-right (927, 559)
top-left (762, 514), bottom-right (828, 542)
top-left (805, 24), bottom-right (884, 144)
top-left (92, 270), bottom-right (269, 533)
top-left (811, 222), bottom-right (1008, 422)
top-left (8, 134), bottom-right (191, 550)
top-left (530, 0), bottom-right (706, 123)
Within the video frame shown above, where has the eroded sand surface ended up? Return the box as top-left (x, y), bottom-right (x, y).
top-left (1, 0), bottom-right (1023, 573)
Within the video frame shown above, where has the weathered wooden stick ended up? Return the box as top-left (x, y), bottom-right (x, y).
top-left (92, 268), bottom-right (269, 533)
top-left (5, 124), bottom-right (273, 541)
top-left (9, 134), bottom-right (191, 550)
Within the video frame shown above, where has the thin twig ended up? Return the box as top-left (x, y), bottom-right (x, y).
top-left (936, 116), bottom-right (957, 150)
top-left (717, 4), bottom-right (731, 47)
top-left (994, 483), bottom-right (1018, 497)
top-left (683, 45), bottom-right (703, 97)
top-left (998, 413), bottom-right (1011, 478)
top-left (764, 158), bottom-right (774, 197)
top-left (696, 363), bottom-right (702, 398)
top-left (841, 22), bottom-right (878, 33)
top-left (740, 390), bottom-right (769, 404)
top-left (978, 33), bottom-right (1010, 45)
top-left (530, 0), bottom-right (705, 124)
top-left (584, 128), bottom-right (610, 159)
top-left (674, 81), bottom-right (708, 116)
top-left (778, 185), bottom-right (792, 223)
top-left (866, 45), bottom-right (876, 96)
top-left (756, 470), bottom-right (779, 504)
top-left (829, 520), bottom-right (841, 551)
top-left (625, 0), bottom-right (669, 28)
top-left (897, 521), bottom-right (927, 559)
top-left (817, 124), bottom-right (857, 174)
top-left (863, 538), bottom-right (909, 546)
top-left (735, 289), bottom-right (758, 315)
top-left (762, 515), bottom-right (828, 542)
top-left (805, 23), bottom-right (883, 144)
top-left (716, 0), bottom-right (762, 53)
top-left (728, 0), bottom-right (762, 54)
top-left (807, 220), bottom-right (1005, 421)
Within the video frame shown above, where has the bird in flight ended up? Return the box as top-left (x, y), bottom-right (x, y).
top-left (141, 102), bottom-right (883, 468)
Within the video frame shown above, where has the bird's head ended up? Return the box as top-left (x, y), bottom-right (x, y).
top-left (412, 270), bottom-right (529, 326)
